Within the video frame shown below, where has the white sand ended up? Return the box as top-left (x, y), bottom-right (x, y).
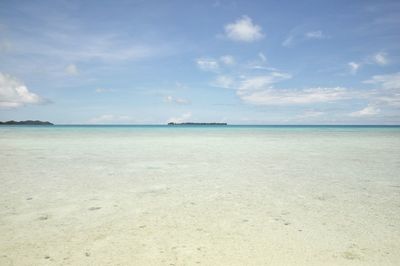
top-left (0, 127), bottom-right (399, 265)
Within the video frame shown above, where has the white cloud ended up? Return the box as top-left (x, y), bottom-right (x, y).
top-left (6, 20), bottom-right (172, 65)
top-left (373, 52), bottom-right (388, 65)
top-left (305, 30), bottom-right (326, 39)
top-left (239, 87), bottom-right (349, 106)
top-left (235, 74), bottom-right (350, 106)
top-left (348, 62), bottom-right (361, 74)
top-left (198, 55), bottom-right (395, 113)
top-left (282, 35), bottom-right (294, 47)
top-left (164, 95), bottom-right (190, 105)
top-left (89, 114), bottom-right (133, 124)
top-left (297, 110), bottom-right (325, 118)
top-left (364, 72), bottom-right (400, 90)
top-left (95, 88), bottom-right (116, 93)
top-left (220, 55), bottom-right (235, 66)
top-left (364, 72), bottom-right (400, 107)
top-left (0, 72), bottom-right (47, 108)
top-left (0, 39), bottom-right (12, 53)
top-left (350, 105), bottom-right (380, 117)
top-left (258, 52), bottom-right (267, 62)
top-left (375, 95), bottom-right (400, 108)
top-left (224, 16), bottom-right (264, 42)
top-left (347, 52), bottom-right (389, 74)
top-left (283, 29), bottom-right (328, 47)
top-left (212, 75), bottom-right (235, 89)
top-left (213, 1), bottom-right (221, 7)
top-left (196, 55), bottom-right (241, 71)
top-left (196, 58), bottom-right (219, 71)
top-left (64, 43), bottom-right (157, 62)
top-left (237, 72), bottom-right (292, 93)
top-left (65, 64), bottom-right (78, 75)
top-left (245, 53), bottom-right (273, 70)
top-left (167, 112), bottom-right (192, 123)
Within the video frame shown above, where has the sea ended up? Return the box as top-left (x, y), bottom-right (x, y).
top-left (0, 125), bottom-right (399, 265)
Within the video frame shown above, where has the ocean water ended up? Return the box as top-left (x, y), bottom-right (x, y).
top-left (0, 125), bottom-right (399, 265)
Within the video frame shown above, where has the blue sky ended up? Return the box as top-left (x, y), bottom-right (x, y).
top-left (0, 0), bottom-right (399, 124)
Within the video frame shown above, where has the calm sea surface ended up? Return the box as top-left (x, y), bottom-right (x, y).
top-left (1, 125), bottom-right (399, 265)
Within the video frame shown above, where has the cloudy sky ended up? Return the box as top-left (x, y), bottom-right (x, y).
top-left (0, 0), bottom-right (399, 124)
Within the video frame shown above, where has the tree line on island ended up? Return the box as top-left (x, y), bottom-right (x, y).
top-left (0, 120), bottom-right (54, 125)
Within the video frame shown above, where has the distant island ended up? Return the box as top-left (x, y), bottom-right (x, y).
top-left (168, 122), bottom-right (227, 126)
top-left (0, 120), bottom-right (54, 125)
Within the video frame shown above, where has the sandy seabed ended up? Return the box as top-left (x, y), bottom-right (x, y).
top-left (1, 126), bottom-right (399, 265)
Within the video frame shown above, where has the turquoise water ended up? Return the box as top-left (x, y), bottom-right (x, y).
top-left (1, 125), bottom-right (399, 265)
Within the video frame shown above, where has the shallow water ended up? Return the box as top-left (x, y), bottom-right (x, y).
top-left (1, 126), bottom-right (399, 265)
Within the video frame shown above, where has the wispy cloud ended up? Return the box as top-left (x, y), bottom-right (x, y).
top-left (196, 55), bottom-right (237, 71)
top-left (364, 72), bottom-right (400, 89)
top-left (196, 52), bottom-right (397, 117)
top-left (194, 50), bottom-right (395, 122)
top-left (364, 72), bottom-right (400, 107)
top-left (305, 30), bottom-right (327, 39)
top-left (0, 72), bottom-right (48, 108)
top-left (283, 28), bottom-right (329, 47)
top-left (282, 35), bottom-right (294, 47)
top-left (35, 35), bottom-right (162, 63)
top-left (347, 52), bottom-right (390, 74)
top-left (0, 38), bottom-right (12, 53)
top-left (348, 62), bottom-right (361, 74)
top-left (245, 52), bottom-right (274, 70)
top-left (373, 52), bottom-right (388, 65)
top-left (220, 55), bottom-right (235, 66)
top-left (164, 95), bottom-right (190, 105)
top-left (224, 16), bottom-right (264, 42)
top-left (350, 104), bottom-right (380, 117)
top-left (196, 58), bottom-right (219, 71)
top-left (167, 112), bottom-right (192, 123)
top-left (198, 54), bottom-right (356, 107)
top-left (237, 72), bottom-right (292, 93)
top-left (239, 86), bottom-right (349, 106)
top-left (258, 52), bottom-right (267, 62)
top-left (236, 71), bottom-right (399, 109)
top-left (233, 73), bottom-right (350, 106)
top-left (1, 11), bottom-right (175, 76)
top-left (212, 75), bottom-right (235, 89)
top-left (89, 114), bottom-right (134, 124)
top-left (65, 64), bottom-right (79, 76)
top-left (95, 88), bottom-right (116, 93)
top-left (297, 110), bottom-right (325, 119)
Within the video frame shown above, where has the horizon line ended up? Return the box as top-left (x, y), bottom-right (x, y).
top-left (25, 124), bottom-right (400, 126)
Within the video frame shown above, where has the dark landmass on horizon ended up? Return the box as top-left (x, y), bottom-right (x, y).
top-left (168, 122), bottom-right (228, 126)
top-left (0, 120), bottom-right (54, 125)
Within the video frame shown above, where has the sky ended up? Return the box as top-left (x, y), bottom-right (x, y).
top-left (0, 0), bottom-right (399, 125)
